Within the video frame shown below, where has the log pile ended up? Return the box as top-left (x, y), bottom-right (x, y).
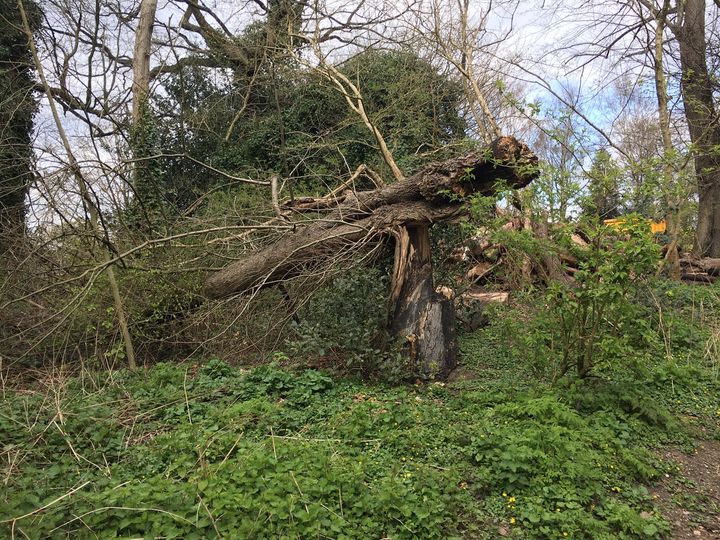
top-left (454, 217), bottom-right (584, 288)
top-left (679, 257), bottom-right (720, 284)
top-left (456, 220), bottom-right (720, 287)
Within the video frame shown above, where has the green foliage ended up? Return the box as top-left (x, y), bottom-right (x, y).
top-left (8, 273), bottom-right (720, 539)
top-left (150, 47), bottom-right (466, 213)
top-left (126, 99), bottom-right (165, 226)
top-left (530, 101), bottom-right (589, 222)
top-left (8, 349), bottom-right (711, 539)
top-left (1, 363), bottom-right (461, 539)
top-left (287, 266), bottom-right (413, 380)
top-left (5, 284), bottom-right (720, 540)
top-left (581, 149), bottom-right (623, 219)
top-left (548, 216), bottom-right (661, 377)
top-left (469, 394), bottom-right (668, 539)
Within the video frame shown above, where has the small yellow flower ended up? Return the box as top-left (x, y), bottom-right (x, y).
top-left (563, 533), bottom-right (568, 537)
top-left (510, 517), bottom-right (516, 524)
top-left (508, 496), bottom-right (517, 503)
top-left (502, 492), bottom-right (508, 497)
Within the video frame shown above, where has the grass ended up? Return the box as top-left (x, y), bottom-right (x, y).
top-left (1, 283), bottom-right (719, 539)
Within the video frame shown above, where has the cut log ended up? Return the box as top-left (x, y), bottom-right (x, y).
top-left (681, 272), bottom-right (717, 284)
top-left (680, 257), bottom-right (720, 276)
top-left (466, 261), bottom-right (496, 282)
top-left (461, 291), bottom-right (510, 304)
top-left (571, 232), bottom-right (589, 248)
top-left (456, 290), bottom-right (509, 332)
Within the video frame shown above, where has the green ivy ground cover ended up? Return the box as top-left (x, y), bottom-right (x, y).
top-left (2, 285), bottom-right (719, 539)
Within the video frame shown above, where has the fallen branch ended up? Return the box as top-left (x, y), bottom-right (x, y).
top-left (206, 137), bottom-right (538, 299)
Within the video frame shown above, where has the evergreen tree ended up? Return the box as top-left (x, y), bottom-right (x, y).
top-left (582, 149), bottom-right (622, 220)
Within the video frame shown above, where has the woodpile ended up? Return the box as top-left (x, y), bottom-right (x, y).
top-left (454, 218), bottom-right (720, 288)
top-left (456, 216), bottom-right (582, 288)
top-left (679, 257), bottom-right (719, 284)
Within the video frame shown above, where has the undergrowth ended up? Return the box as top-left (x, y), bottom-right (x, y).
top-left (1, 282), bottom-right (719, 539)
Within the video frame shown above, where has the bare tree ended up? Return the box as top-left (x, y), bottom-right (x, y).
top-left (558, 0), bottom-right (720, 256)
top-left (18, 0), bottom-right (137, 369)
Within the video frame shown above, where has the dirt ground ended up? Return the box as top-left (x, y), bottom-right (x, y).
top-left (652, 440), bottom-right (720, 539)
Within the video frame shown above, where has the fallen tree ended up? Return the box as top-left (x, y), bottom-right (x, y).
top-left (206, 136), bottom-right (539, 378)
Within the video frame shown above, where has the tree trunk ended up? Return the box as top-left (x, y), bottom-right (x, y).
top-left (19, 0), bottom-right (137, 369)
top-left (388, 225), bottom-right (458, 379)
top-left (132, 0), bottom-right (158, 124)
top-left (652, 1), bottom-right (682, 279)
top-left (205, 137), bottom-right (538, 379)
top-left (696, 182), bottom-right (720, 257)
top-left (533, 213), bottom-right (570, 283)
top-left (206, 137), bottom-right (538, 298)
top-left (673, 0), bottom-right (720, 257)
top-left (0, 0), bottom-right (40, 251)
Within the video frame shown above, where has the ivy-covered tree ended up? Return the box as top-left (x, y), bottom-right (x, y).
top-left (0, 0), bottom-right (40, 248)
top-left (150, 48), bottom-right (467, 213)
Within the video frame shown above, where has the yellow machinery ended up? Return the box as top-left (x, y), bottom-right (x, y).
top-left (603, 218), bottom-right (666, 234)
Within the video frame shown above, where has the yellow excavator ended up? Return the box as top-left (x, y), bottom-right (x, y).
top-left (603, 217), bottom-right (667, 235)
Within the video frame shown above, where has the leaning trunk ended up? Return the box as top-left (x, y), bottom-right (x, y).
top-left (205, 137), bottom-right (538, 379)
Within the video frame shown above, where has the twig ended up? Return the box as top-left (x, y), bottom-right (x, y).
top-left (0, 481), bottom-right (91, 524)
top-left (290, 471), bottom-right (309, 514)
top-left (270, 426), bottom-right (277, 460)
top-left (183, 367), bottom-right (193, 425)
top-left (198, 495), bottom-right (222, 538)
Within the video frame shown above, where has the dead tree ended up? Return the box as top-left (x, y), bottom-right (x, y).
top-left (206, 136), bottom-right (538, 378)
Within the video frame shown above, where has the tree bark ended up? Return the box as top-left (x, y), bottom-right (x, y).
top-left (533, 213), bottom-right (570, 283)
top-left (652, 0), bottom-right (682, 279)
top-left (672, 0), bottom-right (720, 257)
top-left (132, 0), bottom-right (158, 124)
top-left (206, 137), bottom-right (538, 298)
top-left (0, 0), bottom-right (39, 251)
top-left (388, 224), bottom-right (458, 378)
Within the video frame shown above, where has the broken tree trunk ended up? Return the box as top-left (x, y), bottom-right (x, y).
top-left (205, 136), bottom-right (538, 378)
top-left (388, 224), bottom-right (459, 378)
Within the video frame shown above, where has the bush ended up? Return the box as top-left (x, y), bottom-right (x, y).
top-left (547, 215), bottom-right (660, 378)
